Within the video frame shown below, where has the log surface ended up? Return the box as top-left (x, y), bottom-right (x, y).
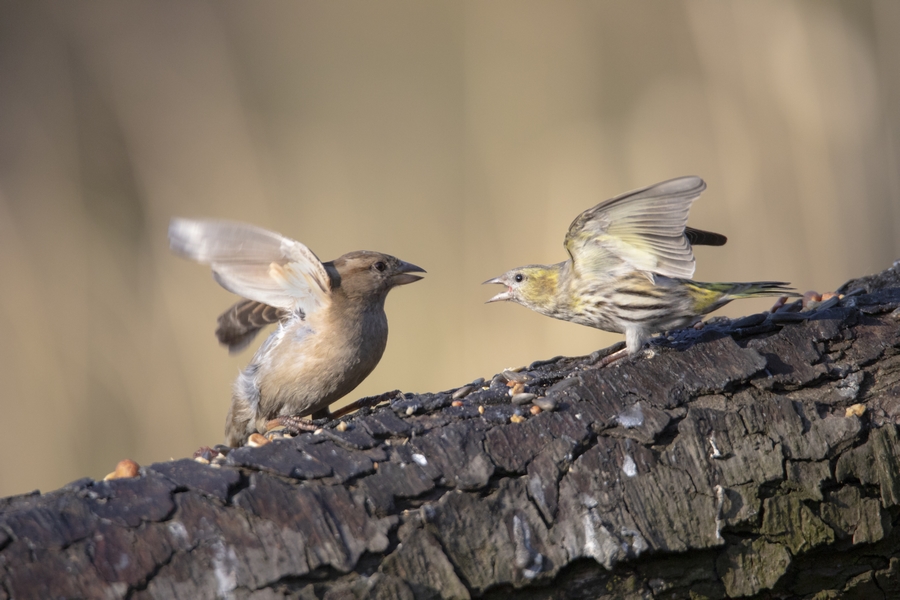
top-left (3, 262), bottom-right (900, 599)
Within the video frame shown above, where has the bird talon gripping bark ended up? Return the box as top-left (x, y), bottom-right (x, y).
top-left (266, 416), bottom-right (320, 437)
top-left (598, 347), bottom-right (630, 367)
top-left (484, 176), bottom-right (798, 356)
top-left (169, 219), bottom-right (425, 447)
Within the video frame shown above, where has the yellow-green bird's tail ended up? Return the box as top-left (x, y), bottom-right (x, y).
top-left (685, 280), bottom-right (798, 315)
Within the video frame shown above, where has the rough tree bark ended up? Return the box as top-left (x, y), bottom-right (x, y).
top-left (3, 262), bottom-right (900, 600)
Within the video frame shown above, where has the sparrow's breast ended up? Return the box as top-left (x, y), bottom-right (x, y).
top-left (254, 308), bottom-right (389, 417)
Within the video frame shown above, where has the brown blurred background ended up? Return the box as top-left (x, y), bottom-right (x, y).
top-left (0, 1), bottom-right (898, 498)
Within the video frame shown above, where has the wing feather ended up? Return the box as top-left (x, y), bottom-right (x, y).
top-left (564, 176), bottom-right (708, 279)
top-left (169, 218), bottom-right (331, 316)
top-left (216, 299), bottom-right (287, 354)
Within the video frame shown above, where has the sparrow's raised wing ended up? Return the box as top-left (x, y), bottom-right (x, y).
top-left (169, 219), bottom-right (331, 317)
top-left (564, 176), bottom-right (711, 280)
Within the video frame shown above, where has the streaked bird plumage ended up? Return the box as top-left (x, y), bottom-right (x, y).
top-left (484, 176), bottom-right (795, 355)
top-left (169, 219), bottom-right (424, 446)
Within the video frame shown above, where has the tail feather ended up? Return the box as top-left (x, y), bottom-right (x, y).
top-left (722, 281), bottom-right (797, 299)
top-left (686, 280), bottom-right (798, 314)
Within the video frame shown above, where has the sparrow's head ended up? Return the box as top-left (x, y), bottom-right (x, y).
top-left (329, 251), bottom-right (425, 299)
top-left (483, 265), bottom-right (560, 312)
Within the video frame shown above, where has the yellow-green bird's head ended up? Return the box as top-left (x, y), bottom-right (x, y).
top-left (483, 264), bottom-right (564, 315)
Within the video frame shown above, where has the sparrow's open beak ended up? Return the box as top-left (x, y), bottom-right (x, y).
top-left (483, 276), bottom-right (511, 303)
top-left (391, 261), bottom-right (426, 286)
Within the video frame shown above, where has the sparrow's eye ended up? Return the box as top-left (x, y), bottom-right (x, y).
top-left (373, 261), bottom-right (387, 272)
top-left (514, 273), bottom-right (524, 283)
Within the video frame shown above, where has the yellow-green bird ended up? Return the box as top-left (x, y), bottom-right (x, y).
top-left (484, 176), bottom-right (795, 357)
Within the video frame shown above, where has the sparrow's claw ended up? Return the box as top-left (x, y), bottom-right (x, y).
top-left (266, 415), bottom-right (321, 436)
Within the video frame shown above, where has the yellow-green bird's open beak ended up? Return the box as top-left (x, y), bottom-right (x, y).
top-left (483, 276), bottom-right (511, 303)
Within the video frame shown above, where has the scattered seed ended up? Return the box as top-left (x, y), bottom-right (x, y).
top-left (510, 414), bottom-right (526, 424)
top-left (193, 456), bottom-right (210, 465)
top-left (478, 405), bottom-right (485, 415)
top-left (530, 406), bottom-right (542, 415)
top-left (821, 292), bottom-right (839, 301)
top-left (509, 382), bottom-right (526, 396)
top-left (813, 295), bottom-right (841, 312)
top-left (336, 421), bottom-right (349, 432)
top-left (512, 392), bottom-right (537, 405)
top-left (452, 385), bottom-right (475, 399)
top-left (451, 400), bottom-right (464, 407)
top-left (533, 397), bottom-right (557, 411)
top-left (845, 404), bottom-right (866, 418)
top-left (802, 291), bottom-right (822, 308)
top-left (406, 406), bottom-right (416, 416)
top-left (502, 369), bottom-right (532, 384)
top-left (192, 446), bottom-right (217, 461)
top-left (248, 433), bottom-right (269, 447)
top-left (116, 459), bottom-right (140, 478)
top-left (104, 459), bottom-right (140, 481)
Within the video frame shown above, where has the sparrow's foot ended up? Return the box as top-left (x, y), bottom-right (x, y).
top-left (264, 390), bottom-right (403, 438)
top-left (266, 415), bottom-right (321, 436)
top-left (330, 389), bottom-right (402, 419)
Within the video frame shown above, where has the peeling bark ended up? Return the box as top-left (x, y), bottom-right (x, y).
top-left (3, 262), bottom-right (900, 599)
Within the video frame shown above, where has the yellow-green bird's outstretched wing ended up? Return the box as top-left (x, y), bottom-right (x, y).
top-left (564, 176), bottom-right (719, 280)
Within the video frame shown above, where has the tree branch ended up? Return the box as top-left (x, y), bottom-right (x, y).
top-left (3, 262), bottom-right (900, 599)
